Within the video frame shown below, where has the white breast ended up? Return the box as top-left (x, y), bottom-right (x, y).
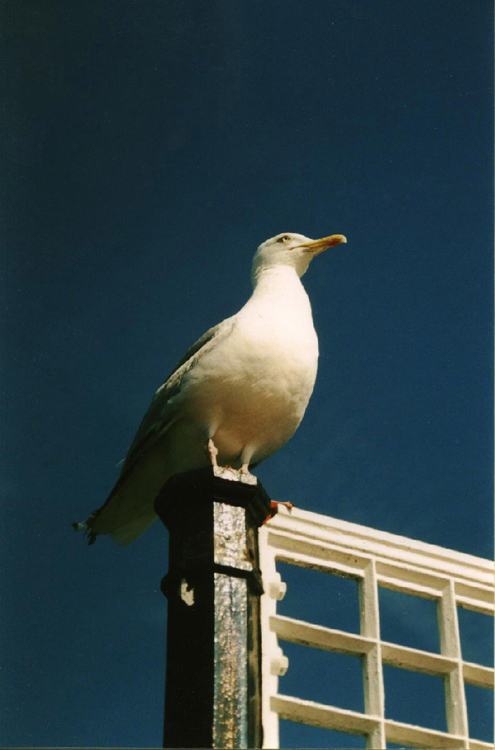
top-left (176, 265), bottom-right (319, 466)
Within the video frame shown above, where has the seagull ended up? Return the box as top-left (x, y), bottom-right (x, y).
top-left (73, 231), bottom-right (347, 545)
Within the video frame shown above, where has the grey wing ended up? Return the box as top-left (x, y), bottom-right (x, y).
top-left (117, 316), bottom-right (236, 479)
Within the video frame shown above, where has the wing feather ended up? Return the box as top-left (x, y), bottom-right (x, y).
top-left (74, 316), bottom-right (238, 544)
top-left (117, 316), bottom-right (236, 479)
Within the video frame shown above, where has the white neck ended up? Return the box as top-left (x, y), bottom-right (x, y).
top-left (232, 262), bottom-right (319, 377)
top-left (242, 264), bottom-right (314, 330)
top-left (251, 264), bottom-right (307, 299)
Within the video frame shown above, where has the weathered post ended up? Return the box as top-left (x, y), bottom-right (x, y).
top-left (155, 466), bottom-right (271, 749)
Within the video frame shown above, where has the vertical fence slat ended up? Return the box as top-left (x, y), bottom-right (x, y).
top-left (359, 560), bottom-right (386, 749)
top-left (259, 529), bottom-right (286, 749)
top-left (438, 580), bottom-right (469, 745)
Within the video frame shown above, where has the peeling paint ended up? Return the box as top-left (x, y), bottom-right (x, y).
top-left (180, 578), bottom-right (195, 607)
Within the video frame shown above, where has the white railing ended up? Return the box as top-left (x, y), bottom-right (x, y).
top-left (259, 506), bottom-right (494, 749)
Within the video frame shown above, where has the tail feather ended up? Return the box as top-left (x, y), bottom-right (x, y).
top-left (72, 513), bottom-right (99, 545)
top-left (109, 512), bottom-right (158, 546)
top-left (73, 427), bottom-right (200, 546)
top-left (72, 503), bottom-right (158, 546)
top-left (73, 448), bottom-right (175, 545)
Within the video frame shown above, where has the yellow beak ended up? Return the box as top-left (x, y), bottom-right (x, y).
top-left (299, 234), bottom-right (347, 256)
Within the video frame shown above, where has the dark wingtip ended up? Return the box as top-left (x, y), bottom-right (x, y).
top-left (72, 512), bottom-right (99, 545)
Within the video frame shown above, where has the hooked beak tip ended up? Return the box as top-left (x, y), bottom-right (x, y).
top-left (302, 234), bottom-right (348, 255)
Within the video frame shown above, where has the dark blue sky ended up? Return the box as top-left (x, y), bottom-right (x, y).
top-left (2, 1), bottom-right (493, 747)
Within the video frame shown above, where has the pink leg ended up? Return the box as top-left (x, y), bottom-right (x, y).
top-left (206, 438), bottom-right (219, 468)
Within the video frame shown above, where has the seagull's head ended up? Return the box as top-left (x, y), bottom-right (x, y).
top-left (251, 232), bottom-right (347, 281)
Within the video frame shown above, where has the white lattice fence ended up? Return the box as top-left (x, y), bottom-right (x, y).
top-left (259, 506), bottom-right (494, 749)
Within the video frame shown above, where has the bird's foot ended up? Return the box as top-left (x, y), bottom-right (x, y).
top-left (238, 463), bottom-right (257, 485)
top-left (263, 500), bottom-right (294, 524)
top-left (213, 465), bottom-right (257, 485)
top-left (211, 462), bottom-right (257, 485)
top-left (206, 440), bottom-right (257, 484)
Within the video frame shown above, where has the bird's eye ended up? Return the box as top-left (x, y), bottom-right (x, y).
top-left (278, 235), bottom-right (291, 243)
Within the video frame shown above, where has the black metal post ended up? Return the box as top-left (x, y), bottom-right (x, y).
top-left (155, 466), bottom-right (271, 749)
